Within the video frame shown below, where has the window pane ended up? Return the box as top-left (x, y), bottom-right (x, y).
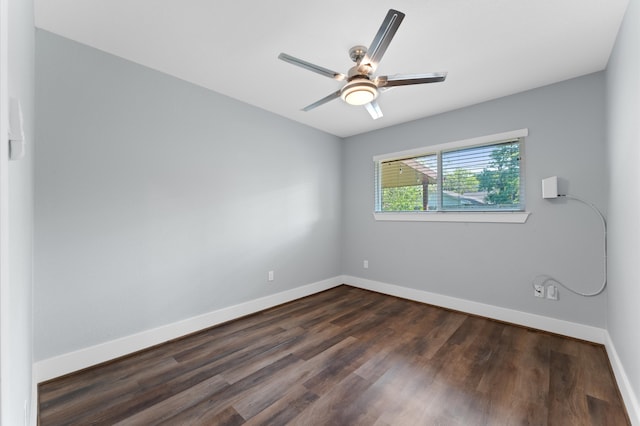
top-left (375, 137), bottom-right (523, 214)
top-left (380, 154), bottom-right (437, 211)
top-left (442, 141), bottom-right (520, 210)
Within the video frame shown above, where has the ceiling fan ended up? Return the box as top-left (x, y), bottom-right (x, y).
top-left (278, 9), bottom-right (447, 120)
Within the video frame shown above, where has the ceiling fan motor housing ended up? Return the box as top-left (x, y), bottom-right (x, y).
top-left (349, 45), bottom-right (368, 63)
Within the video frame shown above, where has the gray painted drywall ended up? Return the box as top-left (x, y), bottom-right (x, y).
top-left (34, 30), bottom-right (342, 361)
top-left (3, 0), bottom-right (35, 423)
top-left (606, 0), bottom-right (640, 412)
top-left (342, 72), bottom-right (608, 327)
top-left (33, 20), bottom-right (619, 377)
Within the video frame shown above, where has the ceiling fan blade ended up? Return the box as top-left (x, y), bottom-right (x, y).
top-left (376, 72), bottom-right (447, 88)
top-left (302, 90), bottom-right (342, 111)
top-left (364, 100), bottom-right (383, 120)
top-left (360, 9), bottom-right (405, 73)
top-left (278, 53), bottom-right (346, 81)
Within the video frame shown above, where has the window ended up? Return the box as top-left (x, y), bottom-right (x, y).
top-left (373, 129), bottom-right (529, 223)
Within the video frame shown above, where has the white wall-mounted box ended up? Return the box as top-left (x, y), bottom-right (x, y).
top-left (542, 176), bottom-right (558, 199)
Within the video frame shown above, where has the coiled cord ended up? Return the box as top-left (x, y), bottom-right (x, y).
top-left (532, 194), bottom-right (607, 297)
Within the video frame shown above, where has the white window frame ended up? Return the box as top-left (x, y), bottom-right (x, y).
top-left (373, 129), bottom-right (530, 223)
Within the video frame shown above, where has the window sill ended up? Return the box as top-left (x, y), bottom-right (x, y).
top-left (373, 211), bottom-right (530, 223)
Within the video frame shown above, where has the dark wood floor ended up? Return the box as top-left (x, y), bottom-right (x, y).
top-left (39, 285), bottom-right (629, 425)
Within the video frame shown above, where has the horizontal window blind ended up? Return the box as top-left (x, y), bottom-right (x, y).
top-left (441, 140), bottom-right (521, 210)
top-left (376, 138), bottom-right (523, 212)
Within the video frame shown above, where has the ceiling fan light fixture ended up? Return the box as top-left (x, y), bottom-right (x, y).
top-left (279, 9), bottom-right (446, 118)
top-left (340, 79), bottom-right (378, 106)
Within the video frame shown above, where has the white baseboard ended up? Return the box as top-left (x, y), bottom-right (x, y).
top-left (348, 275), bottom-right (639, 423)
top-left (30, 372), bottom-right (37, 426)
top-left (34, 276), bottom-right (343, 383)
top-left (604, 332), bottom-right (640, 426)
top-left (35, 275), bottom-right (606, 384)
top-left (33, 275), bottom-right (638, 424)
top-left (343, 275), bottom-right (607, 343)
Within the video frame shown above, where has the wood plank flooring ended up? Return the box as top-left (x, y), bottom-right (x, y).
top-left (39, 285), bottom-right (630, 425)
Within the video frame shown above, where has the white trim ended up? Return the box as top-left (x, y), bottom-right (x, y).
top-left (30, 374), bottom-right (37, 426)
top-left (343, 275), bottom-right (606, 343)
top-left (34, 276), bottom-right (636, 423)
top-left (604, 332), bottom-right (640, 426)
top-left (372, 128), bottom-right (529, 162)
top-left (373, 211), bottom-right (530, 223)
top-left (0, 0), bottom-right (10, 422)
top-left (34, 277), bottom-right (343, 383)
top-left (349, 271), bottom-right (640, 419)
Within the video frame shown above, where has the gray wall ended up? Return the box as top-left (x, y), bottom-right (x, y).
top-left (3, 0), bottom-right (35, 423)
top-left (34, 19), bottom-right (616, 372)
top-left (34, 31), bottom-right (342, 361)
top-left (342, 72), bottom-right (608, 327)
top-left (606, 0), bottom-right (640, 412)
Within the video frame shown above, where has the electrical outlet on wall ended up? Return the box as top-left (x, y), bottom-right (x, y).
top-left (534, 284), bottom-right (544, 298)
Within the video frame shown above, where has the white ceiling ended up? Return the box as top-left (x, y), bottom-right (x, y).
top-left (34, 0), bottom-right (629, 138)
